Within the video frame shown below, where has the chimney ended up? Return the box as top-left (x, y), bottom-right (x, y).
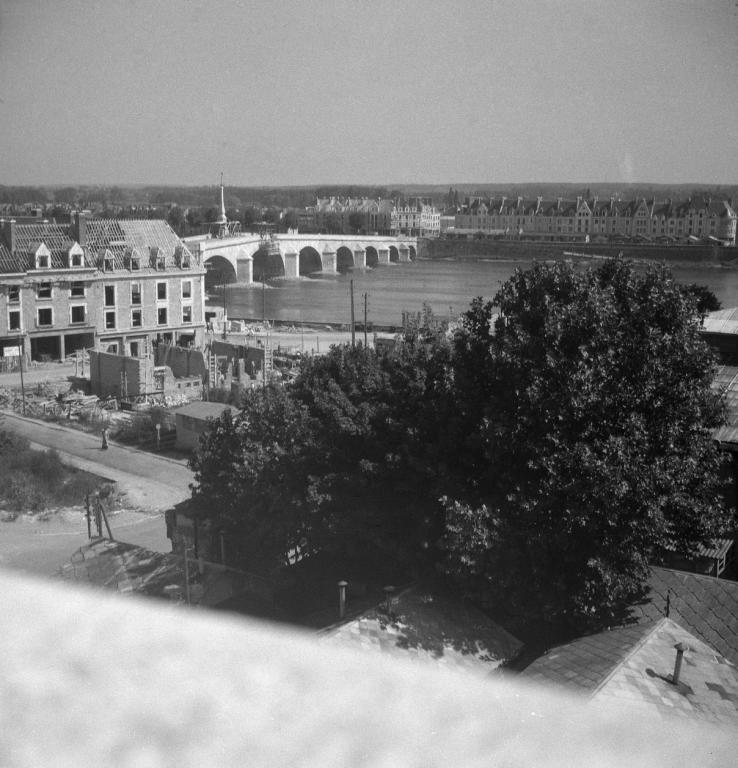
top-left (74, 211), bottom-right (87, 247)
top-left (2, 219), bottom-right (16, 253)
top-left (338, 580), bottom-right (348, 619)
top-left (576, 196), bottom-right (582, 209)
top-left (517, 196), bottom-right (523, 208)
top-left (672, 642), bottom-right (686, 685)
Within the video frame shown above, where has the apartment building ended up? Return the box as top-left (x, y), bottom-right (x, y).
top-left (0, 215), bottom-right (206, 362)
top-left (453, 196), bottom-right (737, 245)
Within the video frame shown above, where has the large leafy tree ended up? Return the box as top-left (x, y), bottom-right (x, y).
top-left (190, 316), bottom-right (453, 573)
top-left (444, 260), bottom-right (731, 628)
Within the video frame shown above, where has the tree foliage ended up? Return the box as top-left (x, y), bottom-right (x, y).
top-left (190, 260), bottom-right (732, 630)
top-left (444, 260), bottom-right (731, 628)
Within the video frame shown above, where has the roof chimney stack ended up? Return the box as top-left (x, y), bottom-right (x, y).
top-left (672, 642), bottom-right (686, 686)
top-left (2, 219), bottom-right (16, 253)
top-left (74, 211), bottom-right (87, 247)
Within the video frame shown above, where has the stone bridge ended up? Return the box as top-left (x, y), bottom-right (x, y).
top-left (183, 233), bottom-right (418, 285)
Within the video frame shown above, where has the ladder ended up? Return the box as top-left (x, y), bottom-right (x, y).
top-left (208, 351), bottom-right (218, 388)
top-left (263, 338), bottom-right (273, 384)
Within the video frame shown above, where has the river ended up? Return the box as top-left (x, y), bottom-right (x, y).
top-left (223, 258), bottom-right (738, 327)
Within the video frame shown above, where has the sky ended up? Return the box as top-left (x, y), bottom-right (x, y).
top-left (0, 0), bottom-right (737, 186)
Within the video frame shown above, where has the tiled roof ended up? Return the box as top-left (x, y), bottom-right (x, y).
top-left (0, 219), bottom-right (196, 275)
top-left (319, 586), bottom-right (522, 677)
top-left (631, 566), bottom-right (738, 667)
top-left (523, 617), bottom-right (738, 725)
top-left (522, 621), bottom-right (656, 694)
top-left (84, 219), bottom-right (195, 272)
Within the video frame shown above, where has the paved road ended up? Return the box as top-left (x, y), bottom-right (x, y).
top-left (0, 413), bottom-right (196, 577)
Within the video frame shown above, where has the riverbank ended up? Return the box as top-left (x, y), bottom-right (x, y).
top-left (418, 237), bottom-right (738, 267)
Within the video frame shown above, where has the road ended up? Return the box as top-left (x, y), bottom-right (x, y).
top-left (0, 412), bottom-right (196, 577)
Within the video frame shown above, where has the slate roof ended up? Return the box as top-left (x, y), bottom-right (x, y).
top-left (523, 617), bottom-right (738, 725)
top-left (319, 586), bottom-right (522, 677)
top-left (0, 219), bottom-right (196, 275)
top-left (631, 566), bottom-right (738, 667)
top-left (84, 219), bottom-right (195, 272)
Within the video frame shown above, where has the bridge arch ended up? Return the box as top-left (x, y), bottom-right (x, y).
top-left (336, 246), bottom-right (354, 273)
top-left (299, 246), bottom-right (322, 275)
top-left (389, 245), bottom-right (400, 263)
top-left (252, 244), bottom-right (284, 280)
top-left (365, 245), bottom-right (378, 268)
top-left (204, 255), bottom-right (237, 289)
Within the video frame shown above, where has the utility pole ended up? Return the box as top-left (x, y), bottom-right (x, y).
top-left (261, 273), bottom-right (266, 324)
top-left (18, 336), bottom-right (25, 416)
top-left (363, 292), bottom-right (368, 348)
top-left (222, 273), bottom-right (227, 341)
top-left (350, 279), bottom-right (355, 348)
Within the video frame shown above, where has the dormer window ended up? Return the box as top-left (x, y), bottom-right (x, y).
top-left (68, 243), bottom-right (84, 268)
top-left (99, 248), bottom-right (115, 272)
top-left (150, 246), bottom-right (165, 270)
top-left (125, 247), bottom-right (141, 271)
top-left (33, 243), bottom-right (51, 269)
top-left (175, 246), bottom-right (191, 269)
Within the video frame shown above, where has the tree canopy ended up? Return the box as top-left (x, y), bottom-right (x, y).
top-left (444, 260), bottom-right (730, 627)
top-left (190, 260), bottom-right (733, 630)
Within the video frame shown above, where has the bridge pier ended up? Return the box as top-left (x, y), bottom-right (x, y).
top-left (353, 248), bottom-right (366, 269)
top-left (236, 257), bottom-right (253, 283)
top-left (283, 251), bottom-right (299, 279)
top-left (399, 245), bottom-right (410, 263)
top-left (322, 247), bottom-right (337, 273)
top-left (377, 248), bottom-right (390, 265)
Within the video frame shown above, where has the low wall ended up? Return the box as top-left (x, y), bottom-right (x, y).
top-left (419, 238), bottom-right (737, 264)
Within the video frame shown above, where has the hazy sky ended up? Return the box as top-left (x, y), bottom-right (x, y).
top-left (1, 0), bottom-right (737, 186)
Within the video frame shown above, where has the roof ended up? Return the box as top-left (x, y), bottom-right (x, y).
top-left (702, 308), bottom-right (738, 335)
top-left (319, 585), bottom-right (522, 677)
top-left (0, 218), bottom-right (197, 275)
top-left (523, 617), bottom-right (738, 725)
top-left (173, 401), bottom-right (232, 421)
top-left (631, 566), bottom-right (738, 667)
top-left (85, 219), bottom-right (196, 272)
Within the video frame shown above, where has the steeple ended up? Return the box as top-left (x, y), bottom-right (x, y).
top-left (217, 172), bottom-right (227, 225)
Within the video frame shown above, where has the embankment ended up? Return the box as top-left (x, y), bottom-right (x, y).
top-left (418, 238), bottom-right (738, 265)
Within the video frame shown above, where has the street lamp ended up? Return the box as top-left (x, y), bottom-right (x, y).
top-left (221, 272), bottom-right (228, 341)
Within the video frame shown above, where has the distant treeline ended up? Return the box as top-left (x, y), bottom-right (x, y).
top-left (2, 182), bottom-right (736, 210)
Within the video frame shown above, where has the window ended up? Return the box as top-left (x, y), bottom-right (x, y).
top-left (71, 252), bottom-right (83, 268)
top-left (104, 285), bottom-right (115, 307)
top-left (131, 309), bottom-right (142, 328)
top-left (157, 307), bottom-right (167, 325)
top-left (105, 310), bottom-right (116, 330)
top-left (70, 305), bottom-right (86, 324)
top-left (181, 280), bottom-right (192, 299)
top-left (36, 253), bottom-right (49, 269)
top-left (8, 286), bottom-right (20, 303)
top-left (157, 282), bottom-right (167, 301)
top-left (37, 282), bottom-right (52, 299)
top-left (157, 255), bottom-right (166, 271)
top-left (131, 283), bottom-right (142, 305)
top-left (71, 281), bottom-right (85, 297)
top-left (104, 254), bottom-right (114, 272)
top-left (130, 252), bottom-right (141, 271)
top-left (8, 310), bottom-right (20, 331)
top-left (37, 307), bottom-right (52, 327)
top-left (182, 305), bottom-right (192, 324)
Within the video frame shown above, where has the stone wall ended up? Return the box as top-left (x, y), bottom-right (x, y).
top-left (89, 350), bottom-right (154, 398)
top-left (155, 343), bottom-right (207, 380)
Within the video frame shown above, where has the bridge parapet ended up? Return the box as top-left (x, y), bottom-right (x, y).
top-left (187, 233), bottom-right (416, 283)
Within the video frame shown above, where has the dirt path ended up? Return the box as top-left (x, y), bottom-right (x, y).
top-left (0, 413), bottom-right (195, 576)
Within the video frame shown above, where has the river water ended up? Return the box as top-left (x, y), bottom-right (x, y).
top-left (224, 258), bottom-right (738, 327)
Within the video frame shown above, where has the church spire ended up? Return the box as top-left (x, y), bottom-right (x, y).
top-left (217, 172), bottom-right (227, 225)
